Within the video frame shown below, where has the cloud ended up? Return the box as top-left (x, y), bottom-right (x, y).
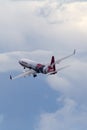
top-left (35, 1), bottom-right (87, 51)
top-left (35, 98), bottom-right (87, 130)
top-left (0, 1), bottom-right (87, 52)
top-left (34, 51), bottom-right (87, 130)
top-left (47, 59), bottom-right (87, 102)
top-left (36, 1), bottom-right (87, 24)
top-left (10, 0), bottom-right (87, 2)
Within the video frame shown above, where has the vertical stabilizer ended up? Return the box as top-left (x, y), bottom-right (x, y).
top-left (50, 56), bottom-right (56, 71)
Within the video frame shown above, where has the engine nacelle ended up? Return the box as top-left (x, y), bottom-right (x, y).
top-left (43, 66), bottom-right (48, 74)
top-left (33, 74), bottom-right (37, 78)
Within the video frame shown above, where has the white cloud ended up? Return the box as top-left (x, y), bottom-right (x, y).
top-left (34, 51), bottom-right (87, 130)
top-left (34, 1), bottom-right (87, 51)
top-left (35, 98), bottom-right (87, 130)
top-left (0, 1), bottom-right (87, 52)
top-left (47, 75), bottom-right (71, 93)
top-left (47, 59), bottom-right (87, 102)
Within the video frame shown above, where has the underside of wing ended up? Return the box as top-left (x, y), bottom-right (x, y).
top-left (10, 69), bottom-right (36, 80)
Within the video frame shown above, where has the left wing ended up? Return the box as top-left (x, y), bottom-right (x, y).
top-left (10, 69), bottom-right (36, 80)
top-left (46, 49), bottom-right (76, 67)
top-left (55, 49), bottom-right (76, 64)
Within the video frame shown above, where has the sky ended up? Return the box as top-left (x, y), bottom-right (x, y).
top-left (0, 0), bottom-right (87, 130)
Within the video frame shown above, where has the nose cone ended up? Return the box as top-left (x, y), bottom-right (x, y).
top-left (19, 60), bottom-right (22, 65)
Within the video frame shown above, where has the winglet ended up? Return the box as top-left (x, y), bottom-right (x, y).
top-left (73, 49), bottom-right (76, 55)
top-left (10, 75), bottom-right (12, 80)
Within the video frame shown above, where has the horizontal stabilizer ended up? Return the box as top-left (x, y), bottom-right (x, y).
top-left (47, 65), bottom-right (70, 75)
top-left (56, 65), bottom-right (71, 72)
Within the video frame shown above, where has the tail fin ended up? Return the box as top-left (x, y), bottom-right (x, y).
top-left (50, 56), bottom-right (56, 71)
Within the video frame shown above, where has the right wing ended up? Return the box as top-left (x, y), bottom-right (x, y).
top-left (10, 69), bottom-right (36, 80)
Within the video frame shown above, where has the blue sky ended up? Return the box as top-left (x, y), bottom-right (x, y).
top-left (0, 0), bottom-right (87, 130)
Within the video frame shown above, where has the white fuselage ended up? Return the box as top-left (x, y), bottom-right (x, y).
top-left (19, 58), bottom-right (46, 74)
top-left (19, 59), bottom-right (37, 69)
top-left (19, 57), bottom-right (58, 76)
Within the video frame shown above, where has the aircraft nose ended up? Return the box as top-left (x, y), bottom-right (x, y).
top-left (19, 60), bottom-right (22, 64)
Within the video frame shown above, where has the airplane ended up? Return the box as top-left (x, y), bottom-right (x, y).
top-left (10, 49), bottom-right (76, 80)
